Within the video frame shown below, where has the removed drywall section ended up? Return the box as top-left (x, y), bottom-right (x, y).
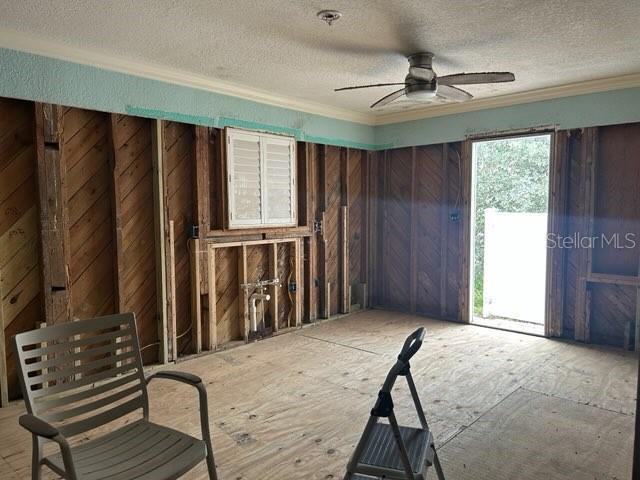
top-left (375, 87), bottom-right (640, 148)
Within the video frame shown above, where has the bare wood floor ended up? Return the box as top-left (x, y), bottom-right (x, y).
top-left (0, 310), bottom-right (636, 479)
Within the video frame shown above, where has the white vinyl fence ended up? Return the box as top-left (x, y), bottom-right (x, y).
top-left (482, 209), bottom-right (547, 324)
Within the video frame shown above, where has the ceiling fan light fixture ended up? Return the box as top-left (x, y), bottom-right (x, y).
top-left (405, 85), bottom-right (437, 101)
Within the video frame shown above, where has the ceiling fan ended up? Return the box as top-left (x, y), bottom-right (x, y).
top-left (335, 52), bottom-right (515, 108)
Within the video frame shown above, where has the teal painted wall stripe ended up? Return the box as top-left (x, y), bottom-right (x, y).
top-left (0, 48), bottom-right (378, 149)
top-left (2, 47), bottom-right (640, 150)
top-left (375, 87), bottom-right (640, 149)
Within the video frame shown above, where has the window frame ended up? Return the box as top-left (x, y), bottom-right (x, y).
top-left (226, 127), bottom-right (297, 229)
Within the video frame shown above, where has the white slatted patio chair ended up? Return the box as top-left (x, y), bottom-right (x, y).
top-left (13, 313), bottom-right (218, 480)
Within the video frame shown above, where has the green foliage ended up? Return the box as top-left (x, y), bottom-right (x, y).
top-left (473, 135), bottom-right (551, 316)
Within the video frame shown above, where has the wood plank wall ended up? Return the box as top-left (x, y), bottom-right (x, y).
top-left (560, 124), bottom-right (640, 348)
top-left (111, 114), bottom-right (158, 363)
top-left (322, 145), bottom-right (342, 316)
top-left (374, 125), bottom-right (640, 349)
top-left (163, 121), bottom-right (195, 355)
top-left (377, 144), bottom-right (463, 319)
top-left (64, 108), bottom-right (116, 321)
top-left (0, 99), bottom-right (40, 401)
top-left (0, 96), bottom-right (372, 401)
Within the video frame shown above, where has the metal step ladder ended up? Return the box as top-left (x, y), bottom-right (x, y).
top-left (344, 327), bottom-right (446, 480)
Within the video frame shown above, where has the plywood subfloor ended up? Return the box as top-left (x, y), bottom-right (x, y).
top-left (0, 310), bottom-right (636, 480)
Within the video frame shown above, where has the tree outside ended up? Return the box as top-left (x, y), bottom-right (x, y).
top-left (472, 135), bottom-right (551, 317)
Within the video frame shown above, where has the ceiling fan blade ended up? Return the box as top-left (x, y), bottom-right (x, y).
top-left (409, 66), bottom-right (435, 82)
top-left (437, 85), bottom-right (473, 102)
top-left (371, 87), bottom-right (408, 108)
top-left (335, 83), bottom-right (408, 92)
top-left (438, 72), bottom-right (515, 85)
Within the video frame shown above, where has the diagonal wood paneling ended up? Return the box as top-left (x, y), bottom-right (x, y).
top-left (445, 143), bottom-right (463, 319)
top-left (215, 247), bottom-right (240, 344)
top-left (383, 147), bottom-right (413, 310)
top-left (0, 98), bottom-right (40, 400)
top-left (324, 145), bottom-right (341, 315)
top-left (348, 148), bottom-right (364, 289)
top-left (415, 145), bottom-right (443, 315)
top-left (246, 244), bottom-right (271, 328)
top-left (63, 107), bottom-right (116, 321)
top-left (164, 121), bottom-right (194, 354)
top-left (277, 242), bottom-right (292, 328)
top-left (590, 283), bottom-right (636, 347)
top-left (112, 114), bottom-right (158, 364)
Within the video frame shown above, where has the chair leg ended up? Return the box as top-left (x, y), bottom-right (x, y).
top-left (31, 436), bottom-right (42, 480)
top-left (433, 450), bottom-right (446, 480)
top-left (205, 441), bottom-right (218, 480)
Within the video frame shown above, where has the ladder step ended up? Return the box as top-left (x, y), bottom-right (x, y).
top-left (356, 423), bottom-right (432, 476)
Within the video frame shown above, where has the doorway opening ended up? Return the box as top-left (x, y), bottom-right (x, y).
top-left (470, 134), bottom-right (552, 335)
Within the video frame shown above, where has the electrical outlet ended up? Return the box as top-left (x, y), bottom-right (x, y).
top-left (450, 210), bottom-right (460, 222)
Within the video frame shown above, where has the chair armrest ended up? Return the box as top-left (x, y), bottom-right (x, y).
top-left (146, 370), bottom-right (214, 448)
top-left (19, 414), bottom-right (79, 479)
top-left (19, 414), bottom-right (59, 439)
top-left (146, 370), bottom-right (202, 386)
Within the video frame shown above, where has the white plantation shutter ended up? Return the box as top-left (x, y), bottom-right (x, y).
top-left (227, 128), bottom-right (296, 228)
top-left (228, 132), bottom-right (262, 226)
top-left (263, 137), bottom-right (295, 225)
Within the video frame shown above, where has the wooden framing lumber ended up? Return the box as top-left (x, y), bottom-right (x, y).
top-left (545, 131), bottom-right (571, 338)
top-left (168, 220), bottom-right (178, 360)
top-left (439, 143), bottom-right (450, 318)
top-left (409, 146), bottom-right (418, 313)
top-left (194, 126), bottom-right (211, 235)
top-left (205, 244), bottom-right (217, 350)
top-left (194, 127), bottom-right (210, 296)
top-left (238, 245), bottom-right (249, 341)
top-left (293, 239), bottom-right (302, 326)
top-left (108, 114), bottom-right (125, 313)
top-left (574, 128), bottom-right (598, 342)
top-left (340, 149), bottom-right (350, 314)
top-left (458, 139), bottom-right (473, 323)
top-left (151, 119), bottom-right (169, 363)
top-left (636, 255), bottom-right (640, 352)
top-left (269, 244), bottom-right (279, 332)
top-left (35, 103), bottom-right (71, 325)
top-left (190, 238), bottom-right (202, 354)
top-left (305, 143), bottom-right (318, 322)
top-left (340, 205), bottom-right (349, 313)
top-left (0, 273), bottom-right (7, 407)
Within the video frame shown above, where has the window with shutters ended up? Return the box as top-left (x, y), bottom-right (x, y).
top-left (226, 128), bottom-right (296, 228)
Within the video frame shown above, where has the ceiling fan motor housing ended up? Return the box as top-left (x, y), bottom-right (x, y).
top-left (408, 52), bottom-right (434, 69)
top-left (406, 53), bottom-right (437, 98)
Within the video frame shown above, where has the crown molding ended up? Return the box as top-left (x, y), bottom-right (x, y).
top-left (372, 73), bottom-right (640, 125)
top-left (2, 29), bottom-right (640, 129)
top-left (0, 29), bottom-right (374, 125)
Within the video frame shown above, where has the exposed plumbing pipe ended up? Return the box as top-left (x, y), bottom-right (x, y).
top-left (249, 292), bottom-right (270, 332)
top-left (240, 278), bottom-right (281, 334)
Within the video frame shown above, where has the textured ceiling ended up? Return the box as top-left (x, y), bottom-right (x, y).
top-left (1, 0), bottom-right (640, 115)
